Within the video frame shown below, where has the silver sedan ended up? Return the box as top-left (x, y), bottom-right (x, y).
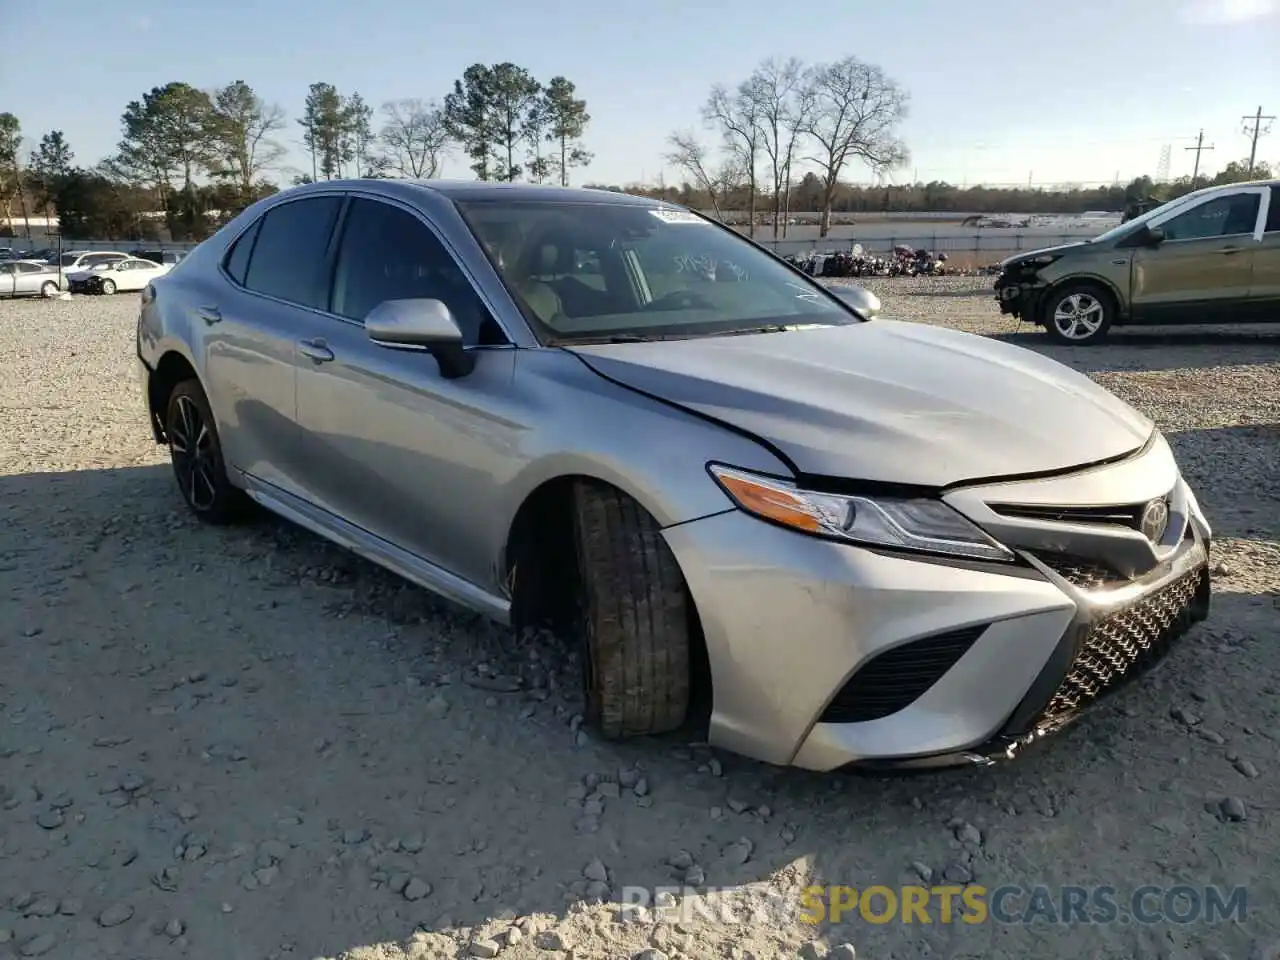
top-left (0, 260), bottom-right (62, 298)
top-left (135, 180), bottom-right (1212, 771)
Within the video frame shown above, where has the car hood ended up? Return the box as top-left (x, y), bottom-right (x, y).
top-left (1000, 240), bottom-right (1091, 269)
top-left (566, 320), bottom-right (1153, 488)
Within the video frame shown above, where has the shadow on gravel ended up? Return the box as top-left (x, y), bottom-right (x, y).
top-left (1164, 423), bottom-right (1280, 541)
top-left (2, 464), bottom-right (1275, 960)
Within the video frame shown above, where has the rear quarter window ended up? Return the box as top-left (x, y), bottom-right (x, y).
top-left (223, 219), bottom-right (262, 286)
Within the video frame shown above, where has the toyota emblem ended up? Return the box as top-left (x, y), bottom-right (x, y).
top-left (1140, 497), bottom-right (1170, 544)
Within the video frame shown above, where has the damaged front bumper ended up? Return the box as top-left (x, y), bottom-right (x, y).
top-left (994, 270), bottom-right (1048, 320)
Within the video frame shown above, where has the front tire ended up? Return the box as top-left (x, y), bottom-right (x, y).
top-left (1043, 282), bottom-right (1114, 345)
top-left (100, 278), bottom-right (117, 295)
top-left (164, 379), bottom-right (249, 525)
top-left (571, 480), bottom-right (692, 739)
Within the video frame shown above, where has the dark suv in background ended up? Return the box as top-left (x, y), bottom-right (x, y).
top-left (132, 250), bottom-right (187, 267)
top-left (996, 179), bottom-right (1279, 344)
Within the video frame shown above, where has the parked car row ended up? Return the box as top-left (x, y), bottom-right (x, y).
top-left (0, 247), bottom-right (187, 297)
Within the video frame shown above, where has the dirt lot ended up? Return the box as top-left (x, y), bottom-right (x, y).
top-left (1, 279), bottom-right (1278, 960)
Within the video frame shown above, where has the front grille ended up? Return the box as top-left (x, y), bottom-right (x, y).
top-left (1031, 551), bottom-right (1128, 590)
top-left (820, 625), bottom-right (987, 724)
top-left (1035, 564), bottom-right (1207, 727)
top-left (990, 502), bottom-right (1145, 532)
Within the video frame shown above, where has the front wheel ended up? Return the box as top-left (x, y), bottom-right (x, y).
top-left (1043, 282), bottom-right (1114, 345)
top-left (571, 480), bottom-right (692, 739)
top-left (164, 379), bottom-right (249, 525)
top-left (100, 278), bottom-right (117, 295)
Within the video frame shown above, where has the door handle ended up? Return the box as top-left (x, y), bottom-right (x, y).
top-left (298, 339), bottom-right (335, 363)
top-left (198, 305), bottom-right (222, 324)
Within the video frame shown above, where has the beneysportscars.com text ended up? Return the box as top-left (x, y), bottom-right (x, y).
top-left (616, 884), bottom-right (1248, 926)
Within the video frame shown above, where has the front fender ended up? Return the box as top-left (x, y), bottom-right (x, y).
top-left (488, 348), bottom-right (794, 581)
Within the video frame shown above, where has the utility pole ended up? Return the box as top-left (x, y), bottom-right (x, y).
top-left (1185, 129), bottom-right (1214, 184)
top-left (1241, 106), bottom-right (1274, 177)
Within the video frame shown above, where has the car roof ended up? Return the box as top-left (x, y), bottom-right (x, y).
top-left (1189, 178), bottom-right (1279, 198)
top-left (284, 178), bottom-right (676, 208)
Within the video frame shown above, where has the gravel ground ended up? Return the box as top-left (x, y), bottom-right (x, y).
top-left (1, 279), bottom-right (1278, 960)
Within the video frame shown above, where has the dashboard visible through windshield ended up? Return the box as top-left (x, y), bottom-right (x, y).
top-left (455, 200), bottom-right (856, 343)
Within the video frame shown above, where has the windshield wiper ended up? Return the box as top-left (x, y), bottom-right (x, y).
top-left (547, 333), bottom-right (666, 345)
top-left (699, 324), bottom-right (792, 338)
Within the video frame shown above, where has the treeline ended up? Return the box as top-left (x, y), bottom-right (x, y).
top-left (2, 60), bottom-right (1272, 244)
top-left (646, 54), bottom-right (1273, 237)
top-left (0, 63), bottom-right (591, 241)
top-left (587, 162), bottom-right (1275, 225)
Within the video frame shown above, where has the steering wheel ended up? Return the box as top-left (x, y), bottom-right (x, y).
top-left (644, 290), bottom-right (716, 311)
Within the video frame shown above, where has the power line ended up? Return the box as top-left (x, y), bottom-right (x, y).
top-left (1241, 106), bottom-right (1274, 176)
top-left (1185, 129), bottom-right (1214, 182)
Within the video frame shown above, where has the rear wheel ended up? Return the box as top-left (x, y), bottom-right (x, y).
top-left (1043, 282), bottom-right (1114, 345)
top-left (571, 480), bottom-right (692, 738)
top-left (164, 379), bottom-right (249, 525)
top-left (100, 278), bottom-right (117, 295)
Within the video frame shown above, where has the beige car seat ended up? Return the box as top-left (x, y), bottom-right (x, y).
top-left (498, 235), bottom-right (567, 326)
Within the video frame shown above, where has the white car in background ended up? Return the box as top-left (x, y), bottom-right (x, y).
top-left (66, 257), bottom-right (172, 295)
top-left (55, 250), bottom-right (132, 288)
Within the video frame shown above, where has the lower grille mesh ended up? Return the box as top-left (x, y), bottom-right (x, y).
top-left (1032, 552), bottom-right (1127, 590)
top-left (821, 625), bottom-right (987, 724)
top-left (1038, 565), bottom-right (1206, 724)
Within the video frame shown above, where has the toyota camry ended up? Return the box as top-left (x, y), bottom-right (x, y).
top-left (135, 180), bottom-right (1212, 771)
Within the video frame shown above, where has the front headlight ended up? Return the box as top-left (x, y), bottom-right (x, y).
top-left (708, 464), bottom-right (1015, 563)
top-left (1023, 254), bottom-right (1060, 268)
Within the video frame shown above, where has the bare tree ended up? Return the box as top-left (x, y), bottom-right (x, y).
top-left (804, 56), bottom-right (909, 236)
top-left (743, 58), bottom-right (814, 238)
top-left (664, 131), bottom-right (739, 217)
top-left (703, 83), bottom-right (763, 236)
top-left (379, 99), bottom-right (450, 179)
top-left (206, 81), bottom-right (287, 207)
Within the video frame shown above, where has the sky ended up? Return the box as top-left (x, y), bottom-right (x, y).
top-left (2, 0), bottom-right (1277, 189)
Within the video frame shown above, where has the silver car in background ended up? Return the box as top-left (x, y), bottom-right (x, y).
top-left (0, 259), bottom-right (62, 298)
top-left (135, 181), bottom-right (1212, 771)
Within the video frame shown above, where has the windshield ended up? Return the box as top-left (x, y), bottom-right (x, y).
top-left (455, 200), bottom-right (855, 343)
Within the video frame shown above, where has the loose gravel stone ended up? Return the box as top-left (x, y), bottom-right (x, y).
top-left (403, 878), bottom-right (431, 902)
top-left (1234, 758), bottom-right (1261, 778)
top-left (19, 934), bottom-right (57, 957)
top-left (1221, 797), bottom-right (1249, 822)
top-left (97, 902), bottom-right (135, 927)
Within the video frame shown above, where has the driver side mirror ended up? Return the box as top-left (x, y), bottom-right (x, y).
top-left (365, 298), bottom-right (475, 379)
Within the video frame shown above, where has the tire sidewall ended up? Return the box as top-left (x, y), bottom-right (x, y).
top-left (165, 379), bottom-right (243, 523)
top-left (1043, 283), bottom-right (1114, 346)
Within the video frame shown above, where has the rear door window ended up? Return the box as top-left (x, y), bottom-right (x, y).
top-left (243, 196), bottom-right (342, 309)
